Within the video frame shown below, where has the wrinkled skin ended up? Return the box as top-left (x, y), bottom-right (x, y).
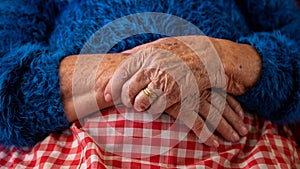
top-left (104, 36), bottom-right (262, 147)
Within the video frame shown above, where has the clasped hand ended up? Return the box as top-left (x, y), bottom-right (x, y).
top-left (104, 36), bottom-right (262, 147)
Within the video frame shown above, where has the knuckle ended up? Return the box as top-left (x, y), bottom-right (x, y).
top-left (127, 82), bottom-right (138, 99)
top-left (127, 88), bottom-right (135, 98)
top-left (120, 67), bottom-right (130, 79)
top-left (234, 104), bottom-right (242, 111)
top-left (134, 99), bottom-right (148, 112)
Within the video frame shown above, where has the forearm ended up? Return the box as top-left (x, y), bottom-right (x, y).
top-left (59, 53), bottom-right (128, 122)
top-left (234, 0), bottom-right (300, 123)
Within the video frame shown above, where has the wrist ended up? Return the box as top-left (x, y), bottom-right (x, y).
top-left (59, 53), bottom-right (128, 122)
top-left (209, 37), bottom-right (262, 95)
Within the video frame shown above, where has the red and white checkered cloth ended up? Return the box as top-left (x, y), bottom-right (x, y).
top-left (1, 106), bottom-right (299, 168)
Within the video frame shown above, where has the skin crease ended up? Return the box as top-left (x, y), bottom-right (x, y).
top-left (60, 36), bottom-right (262, 148)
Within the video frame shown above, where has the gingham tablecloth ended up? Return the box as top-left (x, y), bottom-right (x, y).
top-left (0, 106), bottom-right (299, 169)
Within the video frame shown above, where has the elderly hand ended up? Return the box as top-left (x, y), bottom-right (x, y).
top-left (104, 36), bottom-right (261, 147)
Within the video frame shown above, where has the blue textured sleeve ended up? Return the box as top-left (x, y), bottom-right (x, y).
top-left (0, 1), bottom-right (70, 147)
top-left (236, 0), bottom-right (300, 123)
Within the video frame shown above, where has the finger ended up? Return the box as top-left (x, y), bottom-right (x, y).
top-left (199, 94), bottom-right (241, 142)
top-left (223, 95), bottom-right (248, 136)
top-left (208, 92), bottom-right (248, 136)
top-left (215, 100), bottom-right (248, 137)
top-left (133, 81), bottom-right (164, 112)
top-left (226, 95), bottom-right (244, 119)
top-left (145, 95), bottom-right (167, 114)
top-left (165, 102), bottom-right (220, 148)
top-left (134, 78), bottom-right (181, 113)
top-left (120, 70), bottom-right (151, 107)
top-left (104, 55), bottom-right (142, 102)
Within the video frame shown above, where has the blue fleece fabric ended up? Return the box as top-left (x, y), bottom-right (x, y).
top-left (0, 0), bottom-right (299, 147)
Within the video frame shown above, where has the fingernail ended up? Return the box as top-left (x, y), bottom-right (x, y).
top-left (233, 132), bottom-right (240, 142)
top-left (240, 126), bottom-right (248, 136)
top-left (213, 140), bottom-right (219, 148)
top-left (105, 93), bottom-right (112, 102)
